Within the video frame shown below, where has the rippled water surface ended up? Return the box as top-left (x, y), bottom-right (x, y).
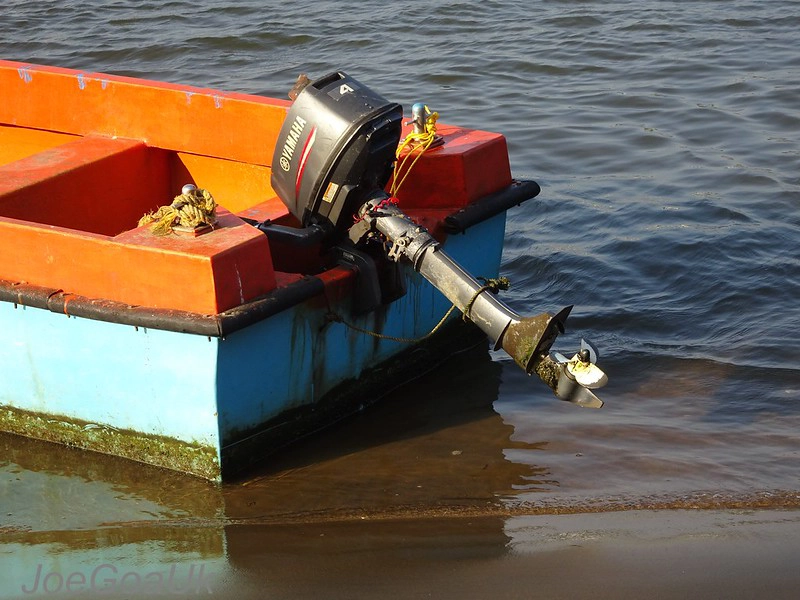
top-left (2, 0), bottom-right (799, 597)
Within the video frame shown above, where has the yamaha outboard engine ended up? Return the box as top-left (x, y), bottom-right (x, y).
top-left (271, 72), bottom-right (402, 240)
top-left (264, 72), bottom-right (607, 408)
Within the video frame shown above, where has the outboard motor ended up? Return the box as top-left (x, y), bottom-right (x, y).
top-left (271, 72), bottom-right (403, 238)
top-left (265, 72), bottom-right (607, 408)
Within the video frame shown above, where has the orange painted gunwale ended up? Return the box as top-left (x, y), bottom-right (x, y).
top-left (0, 60), bottom-right (515, 316)
top-left (1, 60), bottom-right (290, 165)
top-left (0, 60), bottom-right (286, 314)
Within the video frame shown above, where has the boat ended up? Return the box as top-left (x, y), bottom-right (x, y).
top-left (0, 60), bottom-right (607, 481)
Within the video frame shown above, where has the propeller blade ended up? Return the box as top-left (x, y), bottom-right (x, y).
top-left (580, 338), bottom-right (599, 364)
top-left (567, 360), bottom-right (608, 389)
top-left (555, 364), bottom-right (604, 408)
top-left (561, 385), bottom-right (604, 409)
top-left (553, 351), bottom-right (571, 364)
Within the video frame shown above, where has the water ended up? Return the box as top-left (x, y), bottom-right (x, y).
top-left (2, 0), bottom-right (800, 597)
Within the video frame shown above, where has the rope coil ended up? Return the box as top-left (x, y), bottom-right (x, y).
top-left (138, 187), bottom-right (217, 236)
top-left (390, 105), bottom-right (439, 197)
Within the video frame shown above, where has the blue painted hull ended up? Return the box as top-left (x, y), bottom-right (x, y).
top-left (0, 214), bottom-right (506, 481)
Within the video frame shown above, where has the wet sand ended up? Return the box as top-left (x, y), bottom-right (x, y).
top-left (4, 350), bottom-right (800, 600)
top-left (220, 509), bottom-right (800, 600)
top-left (3, 377), bottom-right (800, 599)
top-left (5, 507), bottom-right (799, 599)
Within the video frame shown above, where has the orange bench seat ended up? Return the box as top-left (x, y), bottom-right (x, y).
top-left (0, 134), bottom-right (276, 315)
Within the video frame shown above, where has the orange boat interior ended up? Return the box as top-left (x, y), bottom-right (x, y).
top-left (0, 60), bottom-right (512, 316)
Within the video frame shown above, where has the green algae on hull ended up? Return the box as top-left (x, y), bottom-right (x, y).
top-left (0, 405), bottom-right (220, 481)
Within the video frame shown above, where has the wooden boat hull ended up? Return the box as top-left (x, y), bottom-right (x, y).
top-left (0, 60), bottom-right (532, 480)
top-left (0, 215), bottom-right (504, 480)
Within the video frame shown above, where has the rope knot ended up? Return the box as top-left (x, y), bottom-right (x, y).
top-left (391, 105), bottom-right (440, 197)
top-left (478, 276), bottom-right (511, 294)
top-left (463, 276), bottom-right (512, 322)
top-left (139, 187), bottom-right (218, 236)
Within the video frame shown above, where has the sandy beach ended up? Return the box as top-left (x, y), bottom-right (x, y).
top-left (214, 509), bottom-right (800, 600)
top-left (5, 506), bottom-right (799, 599)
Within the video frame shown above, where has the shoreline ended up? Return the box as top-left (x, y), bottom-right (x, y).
top-left (221, 508), bottom-right (800, 600)
top-left (4, 499), bottom-right (799, 598)
top-left (219, 488), bottom-right (800, 526)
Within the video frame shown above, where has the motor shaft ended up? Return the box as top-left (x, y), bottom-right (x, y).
top-left (353, 198), bottom-right (604, 407)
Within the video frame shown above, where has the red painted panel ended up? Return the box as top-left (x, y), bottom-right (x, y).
top-left (392, 124), bottom-right (513, 210)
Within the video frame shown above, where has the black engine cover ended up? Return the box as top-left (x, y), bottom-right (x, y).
top-left (270, 72), bottom-right (403, 237)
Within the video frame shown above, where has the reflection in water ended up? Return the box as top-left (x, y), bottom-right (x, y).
top-left (1, 434), bottom-right (227, 598)
top-left (494, 353), bottom-right (800, 512)
top-left (6, 345), bottom-right (795, 597)
top-left (222, 517), bottom-right (510, 598)
top-left (222, 345), bottom-right (547, 521)
top-left (2, 434), bottom-right (223, 529)
top-left (0, 345), bottom-right (542, 596)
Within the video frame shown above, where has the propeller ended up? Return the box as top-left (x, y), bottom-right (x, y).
top-left (550, 339), bottom-right (608, 408)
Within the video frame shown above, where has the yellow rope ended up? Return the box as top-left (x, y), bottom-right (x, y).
top-left (138, 187), bottom-right (217, 236)
top-left (330, 277), bottom-right (511, 343)
top-left (390, 106), bottom-right (439, 197)
top-left (329, 303), bottom-right (459, 344)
